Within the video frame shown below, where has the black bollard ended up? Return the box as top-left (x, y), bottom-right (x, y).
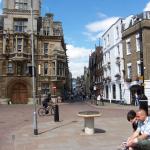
top-left (54, 104), bottom-right (59, 122)
top-left (139, 94), bottom-right (148, 115)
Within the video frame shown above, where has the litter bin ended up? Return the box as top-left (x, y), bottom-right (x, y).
top-left (54, 104), bottom-right (59, 122)
top-left (139, 94), bottom-right (148, 115)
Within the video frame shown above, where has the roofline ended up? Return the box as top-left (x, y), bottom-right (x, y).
top-left (102, 18), bottom-right (123, 37)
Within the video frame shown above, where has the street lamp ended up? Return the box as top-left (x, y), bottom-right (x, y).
top-left (31, 0), bottom-right (38, 135)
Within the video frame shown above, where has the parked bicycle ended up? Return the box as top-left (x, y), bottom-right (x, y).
top-left (38, 104), bottom-right (54, 116)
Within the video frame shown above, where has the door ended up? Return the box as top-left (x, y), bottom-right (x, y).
top-left (11, 83), bottom-right (28, 104)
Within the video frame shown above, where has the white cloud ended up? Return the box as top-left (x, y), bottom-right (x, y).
top-left (86, 17), bottom-right (119, 33)
top-left (67, 15), bottom-right (119, 78)
top-left (144, 2), bottom-right (150, 11)
top-left (66, 44), bottom-right (92, 78)
top-left (97, 12), bottom-right (107, 19)
top-left (69, 62), bottom-right (88, 78)
top-left (85, 17), bottom-right (119, 41)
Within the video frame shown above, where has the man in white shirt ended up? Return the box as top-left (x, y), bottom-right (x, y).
top-left (126, 109), bottom-right (150, 150)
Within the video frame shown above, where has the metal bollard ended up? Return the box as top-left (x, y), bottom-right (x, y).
top-left (54, 104), bottom-right (59, 122)
top-left (139, 94), bottom-right (148, 115)
top-left (139, 100), bottom-right (148, 115)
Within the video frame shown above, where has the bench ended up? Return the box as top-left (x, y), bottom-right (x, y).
top-left (78, 111), bottom-right (101, 135)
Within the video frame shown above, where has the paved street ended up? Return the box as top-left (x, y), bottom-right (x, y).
top-left (0, 101), bottom-right (139, 150)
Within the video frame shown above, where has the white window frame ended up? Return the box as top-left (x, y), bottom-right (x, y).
top-left (126, 38), bottom-right (131, 55)
top-left (8, 62), bottom-right (13, 74)
top-left (17, 38), bottom-right (23, 52)
top-left (44, 62), bottom-right (48, 75)
top-left (137, 60), bottom-right (141, 76)
top-left (136, 33), bottom-right (140, 52)
top-left (127, 63), bottom-right (132, 78)
top-left (15, 0), bottom-right (28, 10)
top-left (14, 19), bottom-right (27, 32)
top-left (116, 26), bottom-right (119, 39)
top-left (44, 43), bottom-right (48, 55)
top-left (107, 34), bottom-right (110, 46)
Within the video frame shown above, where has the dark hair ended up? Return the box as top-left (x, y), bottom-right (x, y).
top-left (127, 110), bottom-right (136, 121)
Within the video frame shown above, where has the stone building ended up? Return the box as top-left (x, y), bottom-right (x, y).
top-left (122, 11), bottom-right (150, 105)
top-left (0, 0), bottom-right (69, 104)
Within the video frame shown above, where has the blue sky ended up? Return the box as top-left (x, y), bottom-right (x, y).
top-left (1, 0), bottom-right (150, 78)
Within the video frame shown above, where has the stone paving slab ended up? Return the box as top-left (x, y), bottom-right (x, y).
top-left (0, 102), bottom-right (140, 150)
top-left (10, 116), bottom-right (131, 150)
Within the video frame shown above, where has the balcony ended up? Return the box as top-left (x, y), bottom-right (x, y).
top-left (10, 52), bottom-right (31, 61)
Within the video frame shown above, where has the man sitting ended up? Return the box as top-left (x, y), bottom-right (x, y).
top-left (126, 109), bottom-right (150, 150)
top-left (127, 110), bottom-right (138, 132)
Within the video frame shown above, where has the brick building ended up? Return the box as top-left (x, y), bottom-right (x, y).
top-left (122, 12), bottom-right (150, 104)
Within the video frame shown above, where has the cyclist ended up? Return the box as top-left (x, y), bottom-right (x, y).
top-left (42, 93), bottom-right (51, 110)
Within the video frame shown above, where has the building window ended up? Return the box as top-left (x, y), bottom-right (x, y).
top-left (17, 38), bottom-right (22, 52)
top-left (116, 45), bottom-right (120, 57)
top-left (137, 61), bottom-right (141, 76)
top-left (116, 26), bottom-right (119, 39)
top-left (44, 63), bottom-right (48, 75)
top-left (52, 62), bottom-right (55, 75)
top-left (41, 83), bottom-right (49, 94)
top-left (53, 28), bottom-right (61, 36)
top-left (136, 34), bottom-right (140, 52)
top-left (57, 62), bottom-right (64, 76)
top-left (112, 84), bottom-right (116, 99)
top-left (44, 43), bottom-right (48, 55)
top-left (8, 62), bottom-right (13, 74)
top-left (38, 64), bottom-right (41, 75)
top-left (107, 34), bottom-right (110, 46)
top-left (15, 0), bottom-right (28, 10)
top-left (127, 63), bottom-right (132, 78)
top-left (126, 39), bottom-right (131, 55)
top-left (104, 38), bottom-right (106, 48)
top-left (14, 19), bottom-right (28, 32)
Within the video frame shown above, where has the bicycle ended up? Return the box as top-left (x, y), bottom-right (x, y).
top-left (38, 104), bottom-right (54, 116)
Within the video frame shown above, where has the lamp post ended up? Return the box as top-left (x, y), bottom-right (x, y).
top-left (31, 0), bottom-right (38, 135)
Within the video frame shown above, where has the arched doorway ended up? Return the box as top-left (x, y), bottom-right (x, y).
top-left (11, 83), bottom-right (28, 104)
top-left (130, 84), bottom-right (142, 105)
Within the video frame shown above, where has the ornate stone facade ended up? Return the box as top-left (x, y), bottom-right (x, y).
top-left (0, 0), bottom-right (69, 104)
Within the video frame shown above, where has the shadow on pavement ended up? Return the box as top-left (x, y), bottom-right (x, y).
top-left (38, 120), bottom-right (78, 135)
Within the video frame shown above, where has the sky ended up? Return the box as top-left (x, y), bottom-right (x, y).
top-left (0, 0), bottom-right (150, 78)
